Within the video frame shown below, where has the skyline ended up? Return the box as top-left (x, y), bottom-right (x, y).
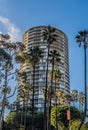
top-left (0, 0), bottom-right (88, 93)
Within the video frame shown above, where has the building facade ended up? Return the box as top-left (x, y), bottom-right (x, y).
top-left (20, 26), bottom-right (70, 112)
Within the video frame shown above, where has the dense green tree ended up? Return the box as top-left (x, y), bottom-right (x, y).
top-left (71, 120), bottom-right (88, 130)
top-left (4, 111), bottom-right (44, 130)
top-left (81, 122), bottom-right (88, 130)
top-left (5, 112), bottom-right (20, 130)
top-left (71, 119), bottom-right (81, 130)
top-left (75, 30), bottom-right (88, 130)
top-left (51, 106), bottom-right (82, 130)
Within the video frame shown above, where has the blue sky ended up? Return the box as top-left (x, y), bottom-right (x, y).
top-left (0, 0), bottom-right (88, 93)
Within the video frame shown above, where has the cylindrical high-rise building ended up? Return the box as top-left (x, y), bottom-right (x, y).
top-left (20, 26), bottom-right (70, 112)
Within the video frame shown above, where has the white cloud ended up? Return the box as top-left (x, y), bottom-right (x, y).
top-left (0, 16), bottom-right (21, 42)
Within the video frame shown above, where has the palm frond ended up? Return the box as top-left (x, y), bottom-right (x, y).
top-left (42, 25), bottom-right (58, 44)
top-left (75, 30), bottom-right (88, 48)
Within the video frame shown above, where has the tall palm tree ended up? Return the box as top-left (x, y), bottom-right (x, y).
top-left (18, 71), bottom-right (32, 130)
top-left (54, 69), bottom-right (61, 130)
top-left (28, 46), bottom-right (43, 130)
top-left (48, 50), bottom-right (60, 129)
top-left (15, 48), bottom-right (31, 130)
top-left (49, 68), bottom-right (61, 130)
top-left (42, 26), bottom-right (58, 130)
top-left (75, 30), bottom-right (88, 130)
top-left (16, 46), bottom-right (43, 130)
top-left (49, 50), bottom-right (60, 109)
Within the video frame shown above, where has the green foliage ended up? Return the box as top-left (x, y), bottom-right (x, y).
top-left (51, 106), bottom-right (68, 129)
top-left (0, 48), bottom-right (12, 61)
top-left (5, 112), bottom-right (21, 129)
top-left (51, 106), bottom-right (82, 130)
top-left (4, 111), bottom-right (44, 130)
top-left (82, 122), bottom-right (88, 130)
top-left (48, 68), bottom-right (61, 82)
top-left (71, 119), bottom-right (81, 130)
top-left (79, 92), bottom-right (85, 106)
top-left (70, 106), bottom-right (82, 119)
top-left (71, 89), bottom-right (78, 102)
top-left (0, 34), bottom-right (21, 130)
top-left (71, 120), bottom-right (88, 130)
top-left (42, 25), bottom-right (57, 43)
top-left (2, 87), bottom-right (11, 94)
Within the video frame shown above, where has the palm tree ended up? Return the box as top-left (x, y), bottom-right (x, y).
top-left (15, 46), bottom-right (43, 130)
top-left (48, 50), bottom-right (60, 129)
top-left (71, 89), bottom-right (78, 107)
top-left (17, 71), bottom-right (32, 130)
top-left (54, 69), bottom-right (61, 130)
top-left (63, 93), bottom-right (71, 106)
top-left (49, 68), bottom-right (61, 106)
top-left (56, 89), bottom-right (65, 105)
top-left (42, 25), bottom-right (58, 130)
top-left (78, 92), bottom-right (85, 112)
top-left (49, 68), bottom-right (61, 130)
top-left (49, 50), bottom-right (60, 108)
top-left (28, 46), bottom-right (43, 130)
top-left (75, 30), bottom-right (88, 130)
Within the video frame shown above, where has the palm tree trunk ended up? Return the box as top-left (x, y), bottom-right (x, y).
top-left (78, 47), bottom-right (87, 130)
top-left (44, 43), bottom-right (50, 130)
top-left (32, 63), bottom-right (35, 130)
top-left (24, 102), bottom-right (27, 130)
top-left (55, 79), bottom-right (58, 130)
top-left (49, 60), bottom-right (54, 130)
top-left (24, 89), bottom-right (30, 130)
top-left (20, 100), bottom-right (24, 129)
top-left (82, 105), bottom-right (83, 113)
top-left (84, 47), bottom-right (87, 121)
